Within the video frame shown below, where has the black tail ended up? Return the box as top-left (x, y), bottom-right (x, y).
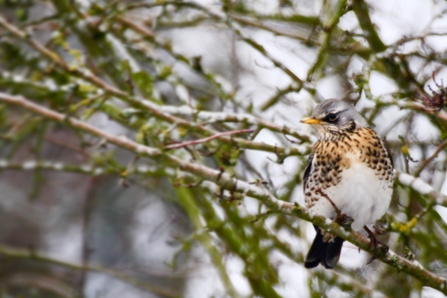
top-left (304, 225), bottom-right (345, 269)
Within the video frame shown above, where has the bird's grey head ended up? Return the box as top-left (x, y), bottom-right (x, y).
top-left (301, 99), bottom-right (369, 138)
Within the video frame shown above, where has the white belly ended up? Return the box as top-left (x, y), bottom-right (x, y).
top-left (308, 159), bottom-right (393, 231)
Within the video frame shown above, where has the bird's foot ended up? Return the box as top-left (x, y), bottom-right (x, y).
top-left (364, 226), bottom-right (389, 264)
top-left (335, 213), bottom-right (354, 232)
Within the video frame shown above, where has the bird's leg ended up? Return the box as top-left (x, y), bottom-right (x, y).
top-left (316, 188), bottom-right (354, 230)
top-left (364, 226), bottom-right (389, 264)
top-left (315, 188), bottom-right (341, 214)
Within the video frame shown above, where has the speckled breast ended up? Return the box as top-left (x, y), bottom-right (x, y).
top-left (304, 127), bottom-right (394, 208)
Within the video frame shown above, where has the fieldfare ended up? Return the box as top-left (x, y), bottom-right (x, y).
top-left (301, 99), bottom-right (394, 269)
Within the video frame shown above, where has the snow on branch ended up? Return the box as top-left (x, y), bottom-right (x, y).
top-left (1, 92), bottom-right (446, 295)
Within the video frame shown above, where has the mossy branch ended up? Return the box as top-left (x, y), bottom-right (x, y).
top-left (1, 92), bottom-right (447, 295)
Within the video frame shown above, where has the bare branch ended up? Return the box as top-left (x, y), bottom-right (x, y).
top-left (164, 129), bottom-right (254, 149)
top-left (2, 92), bottom-right (447, 294)
top-left (0, 244), bottom-right (180, 297)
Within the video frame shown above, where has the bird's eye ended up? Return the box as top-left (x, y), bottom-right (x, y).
top-left (326, 113), bottom-right (338, 122)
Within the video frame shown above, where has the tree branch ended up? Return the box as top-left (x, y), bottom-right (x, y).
top-left (0, 244), bottom-right (180, 297)
top-left (2, 92), bottom-right (447, 294)
top-left (397, 172), bottom-right (447, 206)
top-left (0, 14), bottom-right (309, 158)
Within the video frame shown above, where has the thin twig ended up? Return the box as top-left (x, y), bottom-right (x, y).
top-left (164, 129), bottom-right (254, 149)
top-left (413, 139), bottom-right (447, 177)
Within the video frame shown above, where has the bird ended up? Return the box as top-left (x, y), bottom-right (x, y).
top-left (300, 99), bottom-right (394, 269)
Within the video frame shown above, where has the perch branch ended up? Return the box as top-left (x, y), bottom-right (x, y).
top-left (1, 92), bottom-right (447, 294)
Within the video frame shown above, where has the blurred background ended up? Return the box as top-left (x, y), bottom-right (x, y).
top-left (1, 0), bottom-right (447, 297)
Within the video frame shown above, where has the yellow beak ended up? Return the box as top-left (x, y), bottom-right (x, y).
top-left (300, 117), bottom-right (321, 125)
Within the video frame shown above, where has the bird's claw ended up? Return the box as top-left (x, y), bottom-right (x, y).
top-left (364, 226), bottom-right (388, 264)
top-left (335, 214), bottom-right (354, 231)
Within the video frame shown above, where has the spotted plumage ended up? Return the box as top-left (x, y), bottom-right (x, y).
top-left (301, 99), bottom-right (394, 269)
